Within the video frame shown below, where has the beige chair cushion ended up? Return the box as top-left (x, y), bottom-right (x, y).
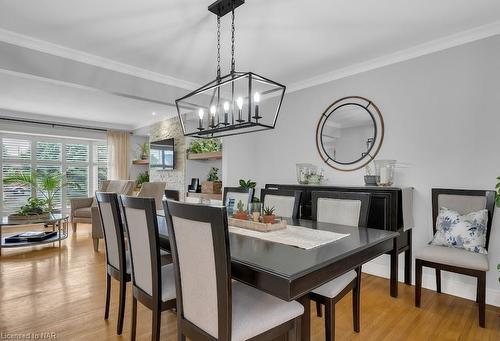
top-left (317, 198), bottom-right (361, 226)
top-left (312, 270), bottom-right (357, 298)
top-left (264, 195), bottom-right (296, 218)
top-left (415, 245), bottom-right (489, 271)
top-left (231, 281), bottom-right (304, 341)
top-left (74, 207), bottom-right (92, 218)
top-left (161, 264), bottom-right (176, 302)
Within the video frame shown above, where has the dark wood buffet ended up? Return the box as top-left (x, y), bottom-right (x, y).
top-left (265, 184), bottom-right (412, 296)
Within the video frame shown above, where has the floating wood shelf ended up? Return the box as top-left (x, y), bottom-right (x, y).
top-left (132, 159), bottom-right (149, 165)
top-left (186, 192), bottom-right (222, 200)
top-left (187, 151), bottom-right (222, 160)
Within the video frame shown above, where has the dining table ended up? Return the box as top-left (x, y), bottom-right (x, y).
top-left (156, 211), bottom-right (399, 341)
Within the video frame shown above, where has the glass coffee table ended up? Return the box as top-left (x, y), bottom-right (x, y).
top-left (0, 213), bottom-right (69, 256)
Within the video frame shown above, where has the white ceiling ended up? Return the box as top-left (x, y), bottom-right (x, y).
top-left (1, 0), bottom-right (500, 129)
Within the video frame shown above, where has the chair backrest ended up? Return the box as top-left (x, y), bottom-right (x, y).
top-left (103, 180), bottom-right (135, 195)
top-left (312, 191), bottom-right (371, 227)
top-left (260, 189), bottom-right (302, 218)
top-left (165, 189), bottom-right (180, 201)
top-left (432, 188), bottom-right (496, 249)
top-left (163, 200), bottom-right (231, 340)
top-left (137, 182), bottom-right (166, 210)
top-left (120, 196), bottom-right (162, 300)
top-left (96, 192), bottom-right (127, 274)
top-left (223, 187), bottom-right (254, 212)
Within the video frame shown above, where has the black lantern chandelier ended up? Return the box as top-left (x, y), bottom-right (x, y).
top-left (175, 0), bottom-right (286, 138)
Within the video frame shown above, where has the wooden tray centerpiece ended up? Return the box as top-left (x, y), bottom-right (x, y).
top-left (228, 217), bottom-right (287, 232)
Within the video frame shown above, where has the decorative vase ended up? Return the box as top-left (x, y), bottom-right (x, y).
top-left (262, 215), bottom-right (276, 224)
top-left (233, 211), bottom-right (249, 220)
top-left (374, 160), bottom-right (396, 186)
top-left (364, 175), bottom-right (379, 186)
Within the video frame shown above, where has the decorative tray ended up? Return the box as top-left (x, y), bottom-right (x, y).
top-left (228, 217), bottom-right (287, 232)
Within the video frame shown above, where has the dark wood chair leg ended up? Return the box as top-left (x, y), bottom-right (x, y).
top-left (478, 272), bottom-right (486, 328)
top-left (415, 259), bottom-right (422, 307)
top-left (92, 238), bottom-right (99, 252)
top-left (152, 307), bottom-right (161, 341)
top-left (104, 273), bottom-right (111, 319)
top-left (353, 267), bottom-right (361, 333)
top-left (436, 268), bottom-right (441, 293)
top-left (287, 316), bottom-right (301, 341)
top-left (476, 283), bottom-right (480, 303)
top-left (117, 277), bottom-right (127, 335)
top-left (72, 222), bottom-right (77, 233)
top-left (131, 297), bottom-right (137, 341)
top-left (324, 299), bottom-right (335, 341)
top-left (316, 301), bottom-right (322, 317)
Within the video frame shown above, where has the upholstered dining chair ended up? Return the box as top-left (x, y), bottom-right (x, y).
top-left (260, 189), bottom-right (302, 218)
top-left (415, 188), bottom-right (496, 328)
top-left (163, 199), bottom-right (304, 341)
top-left (120, 196), bottom-right (176, 341)
top-left (95, 192), bottom-right (130, 335)
top-left (310, 191), bottom-right (372, 341)
top-left (223, 186), bottom-right (254, 213)
top-left (137, 182), bottom-right (166, 210)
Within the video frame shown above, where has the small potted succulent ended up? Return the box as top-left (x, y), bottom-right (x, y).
top-left (202, 167), bottom-right (222, 194)
top-left (233, 200), bottom-right (249, 220)
top-left (262, 206), bottom-right (276, 224)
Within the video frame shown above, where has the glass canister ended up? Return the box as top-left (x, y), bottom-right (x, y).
top-left (248, 202), bottom-right (262, 222)
top-left (296, 163), bottom-right (317, 184)
top-left (374, 160), bottom-right (396, 186)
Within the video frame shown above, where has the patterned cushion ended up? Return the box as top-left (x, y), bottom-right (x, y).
top-left (430, 207), bottom-right (488, 254)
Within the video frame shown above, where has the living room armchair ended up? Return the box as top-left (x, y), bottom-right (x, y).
top-left (70, 180), bottom-right (135, 251)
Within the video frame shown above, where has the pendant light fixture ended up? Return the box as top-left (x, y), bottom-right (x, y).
top-left (175, 0), bottom-right (286, 138)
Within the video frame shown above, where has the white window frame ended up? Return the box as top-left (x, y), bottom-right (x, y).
top-left (0, 132), bottom-right (107, 214)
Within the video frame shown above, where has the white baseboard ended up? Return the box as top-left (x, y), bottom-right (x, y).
top-left (361, 256), bottom-right (500, 307)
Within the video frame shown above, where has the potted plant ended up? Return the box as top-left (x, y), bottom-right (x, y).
top-left (262, 206), bottom-right (276, 224)
top-left (3, 169), bottom-right (78, 214)
top-left (137, 142), bottom-right (150, 160)
top-left (233, 200), bottom-right (248, 220)
top-left (188, 138), bottom-right (221, 154)
top-left (239, 179), bottom-right (256, 189)
top-left (8, 197), bottom-right (49, 220)
top-left (202, 167), bottom-right (222, 194)
top-left (136, 171), bottom-right (149, 188)
top-left (364, 162), bottom-right (379, 186)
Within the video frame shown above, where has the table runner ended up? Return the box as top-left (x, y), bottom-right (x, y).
top-left (228, 225), bottom-right (349, 250)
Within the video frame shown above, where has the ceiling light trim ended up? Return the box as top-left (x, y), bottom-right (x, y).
top-left (0, 28), bottom-right (200, 91)
top-left (287, 20), bottom-right (500, 93)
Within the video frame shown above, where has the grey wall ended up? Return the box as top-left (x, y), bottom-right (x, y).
top-left (223, 35), bottom-right (500, 305)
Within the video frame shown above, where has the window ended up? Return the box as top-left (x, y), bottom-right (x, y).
top-left (94, 144), bottom-right (108, 191)
top-left (0, 135), bottom-right (108, 214)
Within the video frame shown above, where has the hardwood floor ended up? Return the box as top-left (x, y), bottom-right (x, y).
top-left (0, 223), bottom-right (498, 340)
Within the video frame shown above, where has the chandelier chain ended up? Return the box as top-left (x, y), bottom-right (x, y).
top-left (217, 15), bottom-right (221, 80)
top-left (231, 0), bottom-right (236, 74)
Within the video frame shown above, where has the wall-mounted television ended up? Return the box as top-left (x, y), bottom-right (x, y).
top-left (150, 138), bottom-right (175, 170)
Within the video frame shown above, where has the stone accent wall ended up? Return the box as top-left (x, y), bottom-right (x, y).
top-left (149, 117), bottom-right (186, 199)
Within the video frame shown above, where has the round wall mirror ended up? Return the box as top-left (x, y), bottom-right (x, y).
top-left (316, 96), bottom-right (384, 171)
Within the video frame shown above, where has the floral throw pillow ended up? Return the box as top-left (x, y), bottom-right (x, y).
top-left (430, 207), bottom-right (488, 254)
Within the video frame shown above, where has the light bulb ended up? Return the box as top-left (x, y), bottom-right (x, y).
top-left (223, 101), bottom-right (230, 112)
top-left (210, 105), bottom-right (216, 116)
top-left (236, 97), bottom-right (243, 110)
top-left (254, 92), bottom-right (261, 103)
top-left (198, 109), bottom-right (204, 119)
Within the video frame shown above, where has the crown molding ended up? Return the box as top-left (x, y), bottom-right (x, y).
top-left (287, 20), bottom-right (500, 93)
top-left (0, 28), bottom-right (200, 91)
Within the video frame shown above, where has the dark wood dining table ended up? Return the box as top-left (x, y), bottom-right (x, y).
top-left (156, 211), bottom-right (399, 341)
